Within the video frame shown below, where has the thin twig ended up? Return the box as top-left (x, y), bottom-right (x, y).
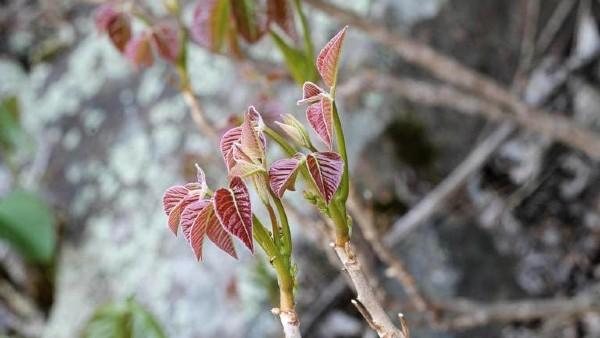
top-left (535, 0), bottom-right (578, 56)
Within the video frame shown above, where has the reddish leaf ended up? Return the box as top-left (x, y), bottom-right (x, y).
top-left (180, 199), bottom-right (211, 260)
top-left (151, 22), bottom-right (181, 63)
top-left (297, 81), bottom-right (325, 105)
top-left (267, 0), bottom-right (296, 39)
top-left (316, 26), bottom-right (348, 88)
top-left (205, 203), bottom-right (238, 259)
top-left (167, 193), bottom-right (201, 235)
top-left (306, 151), bottom-right (344, 204)
top-left (124, 33), bottom-right (154, 68)
top-left (191, 0), bottom-right (231, 51)
top-left (306, 96), bottom-right (334, 149)
top-left (231, 0), bottom-right (267, 43)
top-left (181, 200), bottom-right (237, 260)
top-left (95, 4), bottom-right (131, 52)
top-left (240, 107), bottom-right (265, 163)
top-left (269, 153), bottom-right (304, 198)
top-left (220, 126), bottom-right (243, 170)
top-left (214, 177), bottom-right (254, 252)
top-left (229, 144), bottom-right (266, 177)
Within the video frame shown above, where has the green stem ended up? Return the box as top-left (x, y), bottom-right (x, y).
top-left (265, 201), bottom-right (282, 249)
top-left (265, 126), bottom-right (296, 156)
top-left (332, 102), bottom-right (349, 203)
top-left (271, 193), bottom-right (292, 257)
top-left (253, 216), bottom-right (295, 311)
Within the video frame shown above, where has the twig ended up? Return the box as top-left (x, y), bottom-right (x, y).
top-left (272, 308), bottom-right (302, 338)
top-left (305, 0), bottom-right (600, 159)
top-left (535, 0), bottom-right (578, 56)
top-left (180, 86), bottom-right (218, 141)
top-left (437, 285), bottom-right (600, 330)
top-left (332, 242), bottom-right (406, 338)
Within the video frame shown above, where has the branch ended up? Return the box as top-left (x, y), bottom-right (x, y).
top-left (272, 308), bottom-right (302, 338)
top-left (333, 242), bottom-right (408, 338)
top-left (437, 286), bottom-right (600, 330)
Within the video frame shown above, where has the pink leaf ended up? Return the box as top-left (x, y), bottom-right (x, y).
top-left (181, 200), bottom-right (237, 260)
top-left (306, 151), bottom-right (344, 204)
top-left (180, 199), bottom-right (211, 260)
top-left (220, 126), bottom-right (242, 170)
top-left (267, 0), bottom-right (297, 39)
top-left (95, 4), bottom-right (131, 52)
top-left (306, 96), bottom-right (334, 149)
top-left (240, 107), bottom-right (266, 163)
top-left (167, 194), bottom-right (201, 235)
top-left (269, 153), bottom-right (304, 198)
top-left (163, 179), bottom-right (208, 234)
top-left (214, 177), bottom-right (254, 252)
top-left (124, 33), bottom-right (154, 68)
top-left (316, 26), bottom-right (348, 88)
top-left (297, 81), bottom-right (325, 105)
top-left (151, 22), bottom-right (181, 63)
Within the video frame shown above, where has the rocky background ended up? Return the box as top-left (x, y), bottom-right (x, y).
top-left (1, 0), bottom-right (600, 337)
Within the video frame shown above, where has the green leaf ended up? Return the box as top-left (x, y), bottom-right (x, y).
top-left (0, 96), bottom-right (26, 154)
top-left (0, 190), bottom-right (56, 264)
top-left (82, 298), bottom-right (167, 338)
top-left (270, 30), bottom-right (316, 84)
top-left (231, 0), bottom-right (265, 43)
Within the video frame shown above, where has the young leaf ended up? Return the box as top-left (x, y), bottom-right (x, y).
top-left (269, 153), bottom-right (304, 198)
top-left (214, 177), bottom-right (254, 252)
top-left (306, 96), bottom-right (334, 149)
top-left (316, 25), bottom-right (348, 88)
top-left (297, 81), bottom-right (325, 105)
top-left (151, 23), bottom-right (181, 63)
top-left (162, 180), bottom-right (207, 235)
top-left (180, 199), bottom-right (211, 260)
top-left (231, 0), bottom-right (266, 43)
top-left (220, 126), bottom-right (243, 170)
top-left (95, 4), bottom-right (132, 52)
top-left (267, 0), bottom-right (297, 39)
top-left (229, 145), bottom-right (266, 177)
top-left (124, 33), bottom-right (154, 68)
top-left (240, 107), bottom-right (266, 163)
top-left (306, 152), bottom-right (344, 204)
top-left (192, 0), bottom-right (231, 52)
top-left (181, 199), bottom-right (238, 260)
top-left (274, 114), bottom-right (313, 149)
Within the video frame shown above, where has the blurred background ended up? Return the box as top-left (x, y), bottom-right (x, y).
top-left (1, 0), bottom-right (600, 337)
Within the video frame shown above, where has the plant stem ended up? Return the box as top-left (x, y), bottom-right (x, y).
top-left (271, 193), bottom-right (293, 257)
top-left (332, 102), bottom-right (349, 203)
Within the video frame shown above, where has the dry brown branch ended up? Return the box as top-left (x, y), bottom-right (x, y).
top-left (305, 0), bottom-right (600, 159)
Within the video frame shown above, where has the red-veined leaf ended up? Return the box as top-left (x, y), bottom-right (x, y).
top-left (267, 0), bottom-right (296, 39)
top-left (191, 0), bottom-right (231, 52)
top-left (151, 22), bottom-right (180, 63)
top-left (181, 199), bottom-right (238, 260)
top-left (124, 33), bottom-right (154, 68)
top-left (180, 199), bottom-right (211, 260)
top-left (306, 96), bottom-right (334, 149)
top-left (297, 81), bottom-right (325, 105)
top-left (269, 153), bottom-right (304, 198)
top-left (95, 4), bottom-right (131, 52)
top-left (220, 126), bottom-right (242, 170)
top-left (316, 26), bottom-right (348, 88)
top-left (214, 177), bottom-right (254, 252)
top-left (306, 151), bottom-right (344, 204)
top-left (162, 165), bottom-right (209, 234)
top-left (231, 0), bottom-right (267, 43)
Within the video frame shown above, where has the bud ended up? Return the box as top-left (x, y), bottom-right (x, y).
top-left (275, 114), bottom-right (314, 150)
